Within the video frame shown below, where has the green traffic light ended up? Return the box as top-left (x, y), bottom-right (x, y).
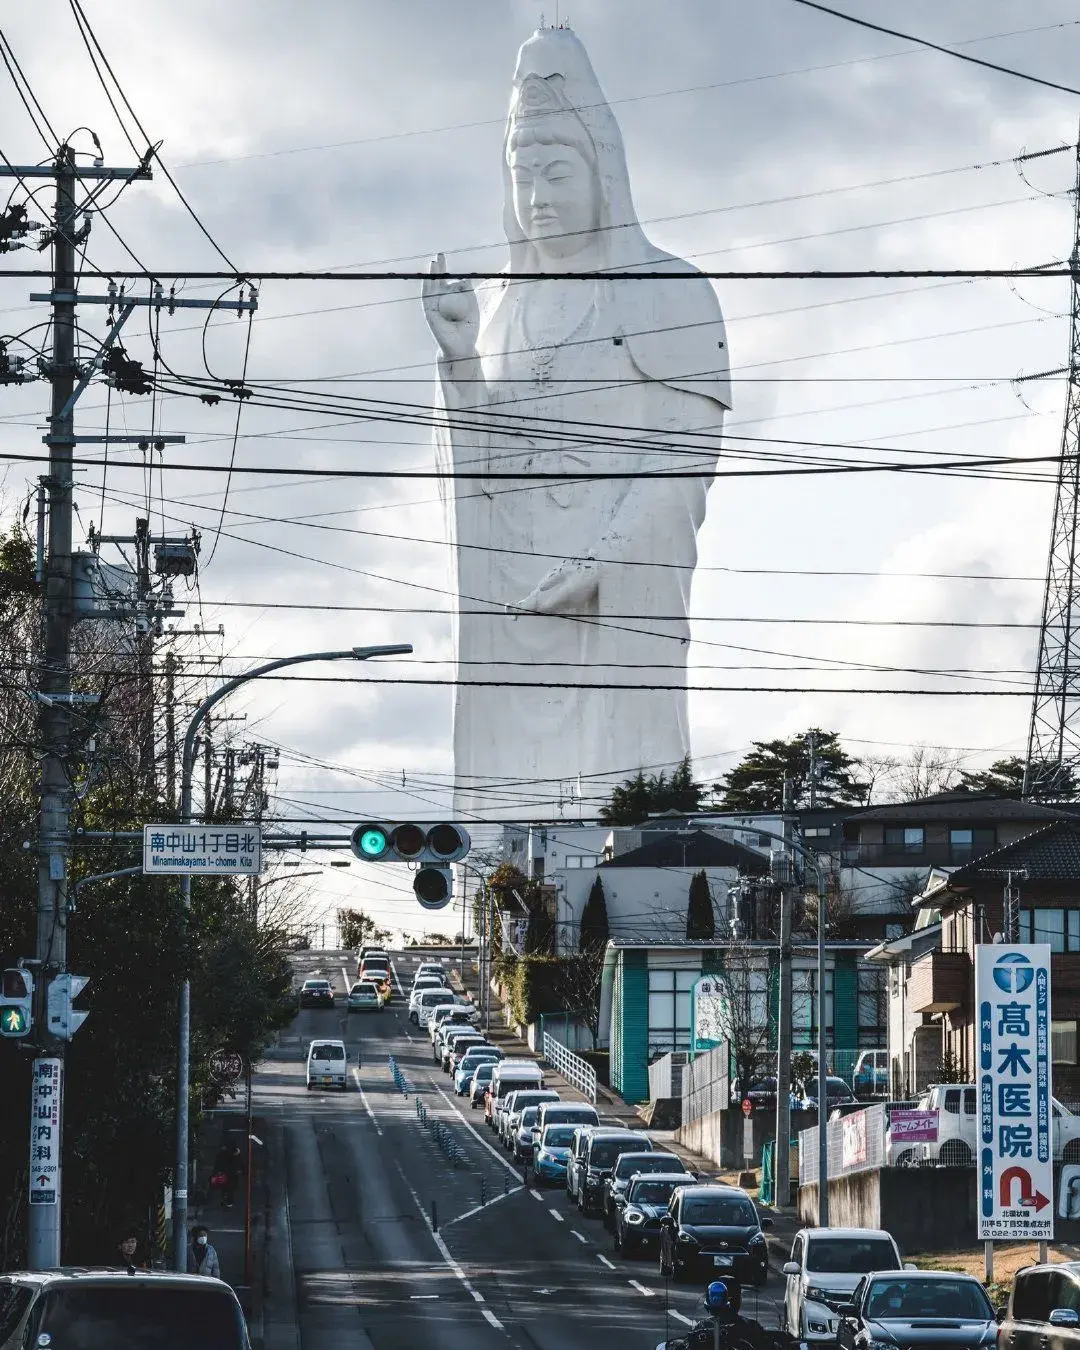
top-left (0, 1007), bottom-right (27, 1036)
top-left (357, 827), bottom-right (389, 858)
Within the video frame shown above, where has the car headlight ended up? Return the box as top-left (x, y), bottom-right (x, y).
top-left (626, 1211), bottom-right (645, 1225)
top-left (806, 1289), bottom-right (829, 1303)
top-left (868, 1339), bottom-right (894, 1350)
top-left (677, 1232), bottom-right (697, 1245)
top-left (806, 1317), bottom-right (832, 1334)
top-left (749, 1233), bottom-right (766, 1245)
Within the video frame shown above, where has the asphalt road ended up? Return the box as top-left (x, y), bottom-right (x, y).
top-left (256, 950), bottom-right (788, 1350)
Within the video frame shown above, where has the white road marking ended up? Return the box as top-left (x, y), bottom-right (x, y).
top-left (391, 960), bottom-right (407, 1001)
top-left (410, 1294), bottom-right (439, 1300)
top-left (482, 1309), bottom-right (504, 1329)
top-left (597, 1255), bottom-right (616, 1270)
top-left (570, 1230), bottom-right (587, 1244)
top-left (393, 1162), bottom-right (495, 1318)
top-left (441, 1184), bottom-right (523, 1229)
top-left (670, 1311), bottom-right (695, 1327)
top-left (548, 1207), bottom-right (564, 1223)
top-left (340, 965), bottom-right (351, 992)
top-left (351, 1068), bottom-right (383, 1137)
top-left (431, 1084), bottom-right (524, 1177)
top-left (628, 1279), bottom-right (655, 1298)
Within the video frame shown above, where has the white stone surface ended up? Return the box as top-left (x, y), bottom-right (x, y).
top-left (422, 25), bottom-right (730, 815)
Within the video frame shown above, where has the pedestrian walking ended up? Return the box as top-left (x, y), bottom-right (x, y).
top-left (213, 1140), bottom-right (243, 1209)
top-left (188, 1226), bottom-right (221, 1279)
top-left (116, 1229), bottom-right (148, 1272)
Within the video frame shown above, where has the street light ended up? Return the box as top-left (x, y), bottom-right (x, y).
top-left (171, 643), bottom-right (411, 1268)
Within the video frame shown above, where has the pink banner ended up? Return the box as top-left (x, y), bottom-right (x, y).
top-left (890, 1109), bottom-right (938, 1143)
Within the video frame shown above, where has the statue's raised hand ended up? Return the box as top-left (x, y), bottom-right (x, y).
top-left (422, 253), bottom-right (479, 362)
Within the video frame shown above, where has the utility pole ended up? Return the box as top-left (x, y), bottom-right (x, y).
top-left (164, 652), bottom-right (177, 811)
top-left (808, 731), bottom-right (818, 811)
top-left (772, 777), bottom-right (794, 1211)
top-left (816, 861), bottom-right (829, 1227)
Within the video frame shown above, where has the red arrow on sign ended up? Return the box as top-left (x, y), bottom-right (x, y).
top-left (35, 1174), bottom-right (48, 1186)
top-left (1000, 1166), bottom-right (1050, 1212)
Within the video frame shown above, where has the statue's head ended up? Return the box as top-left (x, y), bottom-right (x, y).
top-left (501, 26), bottom-right (644, 273)
top-left (507, 77), bottom-right (599, 259)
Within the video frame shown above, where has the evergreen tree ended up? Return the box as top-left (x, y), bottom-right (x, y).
top-left (715, 729), bottom-right (864, 812)
top-left (579, 874), bottom-right (610, 953)
top-left (685, 868), bottom-right (715, 940)
top-left (599, 755), bottom-right (704, 825)
top-left (956, 755), bottom-right (1079, 801)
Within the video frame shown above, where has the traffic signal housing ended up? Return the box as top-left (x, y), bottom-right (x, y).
top-left (47, 974), bottom-right (89, 1041)
top-left (350, 822), bottom-right (471, 910)
top-left (0, 967), bottom-right (33, 1038)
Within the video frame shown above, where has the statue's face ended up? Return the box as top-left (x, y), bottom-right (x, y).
top-left (510, 141), bottom-right (598, 258)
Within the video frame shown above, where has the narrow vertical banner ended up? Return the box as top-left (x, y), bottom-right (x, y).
top-left (975, 944), bottom-right (1053, 1242)
top-left (28, 1058), bottom-right (62, 1207)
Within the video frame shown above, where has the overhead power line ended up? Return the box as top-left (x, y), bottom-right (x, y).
top-left (788, 0), bottom-right (1080, 97)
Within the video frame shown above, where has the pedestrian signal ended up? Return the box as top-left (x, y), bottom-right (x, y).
top-left (0, 967), bottom-right (33, 1038)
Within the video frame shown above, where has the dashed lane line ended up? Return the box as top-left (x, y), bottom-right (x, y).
top-left (393, 1161), bottom-right (502, 1328)
top-left (351, 1068), bottom-right (383, 1137)
top-left (597, 1255), bottom-right (616, 1270)
top-left (548, 1208), bottom-right (564, 1223)
top-left (528, 1189), bottom-right (543, 1202)
top-left (570, 1230), bottom-right (588, 1244)
top-left (670, 1311), bottom-right (695, 1327)
top-left (628, 1280), bottom-right (655, 1298)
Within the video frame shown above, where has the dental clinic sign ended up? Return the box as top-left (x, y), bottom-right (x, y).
top-left (976, 944), bottom-right (1053, 1241)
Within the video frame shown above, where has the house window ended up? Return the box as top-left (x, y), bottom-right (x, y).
top-left (1019, 908), bottom-right (1080, 953)
top-left (564, 854), bottom-right (600, 869)
top-left (884, 826), bottom-right (925, 854)
top-left (1053, 1020), bottom-right (1079, 1066)
top-left (792, 967), bottom-right (833, 1048)
top-left (646, 969), bottom-right (699, 1054)
top-left (803, 827), bottom-right (831, 839)
top-left (857, 966), bottom-right (886, 1047)
top-left (948, 826), bottom-right (996, 863)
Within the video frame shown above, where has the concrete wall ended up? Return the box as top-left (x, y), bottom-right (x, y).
top-left (797, 1168), bottom-right (976, 1253)
top-left (677, 1106), bottom-right (819, 1170)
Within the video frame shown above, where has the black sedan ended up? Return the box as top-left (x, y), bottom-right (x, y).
top-left (836, 1271), bottom-right (996, 1350)
top-left (614, 1174), bottom-right (693, 1258)
top-left (658, 1184), bottom-right (771, 1285)
top-left (298, 978), bottom-right (335, 1009)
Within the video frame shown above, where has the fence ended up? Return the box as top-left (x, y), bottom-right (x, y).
top-left (648, 1051), bottom-right (688, 1101)
top-left (798, 1103), bottom-right (887, 1185)
top-left (681, 1042), bottom-right (731, 1126)
top-left (542, 1031), bottom-right (597, 1103)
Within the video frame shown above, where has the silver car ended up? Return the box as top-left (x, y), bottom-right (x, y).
top-left (783, 1227), bottom-right (905, 1343)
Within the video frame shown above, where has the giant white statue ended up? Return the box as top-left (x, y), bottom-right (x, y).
top-left (422, 24), bottom-right (731, 816)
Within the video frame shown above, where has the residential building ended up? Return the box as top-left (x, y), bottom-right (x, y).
top-left (864, 903), bottom-right (945, 1097)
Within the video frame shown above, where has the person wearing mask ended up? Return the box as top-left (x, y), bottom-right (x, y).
top-left (188, 1226), bottom-right (220, 1279)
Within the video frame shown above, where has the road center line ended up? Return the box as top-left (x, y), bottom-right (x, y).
top-left (670, 1310), bottom-right (696, 1327)
top-left (597, 1254), bottom-right (616, 1270)
top-left (482, 1309), bottom-right (505, 1329)
top-left (340, 965), bottom-right (351, 993)
top-left (548, 1207), bottom-right (564, 1223)
top-left (570, 1229), bottom-right (588, 1244)
top-left (391, 960), bottom-right (407, 1002)
top-left (628, 1279), bottom-right (655, 1297)
top-left (528, 1189), bottom-right (543, 1202)
top-left (431, 1084), bottom-right (523, 1177)
top-left (441, 1185), bottom-right (524, 1229)
top-left (351, 1068), bottom-right (383, 1137)
top-left (393, 1162), bottom-right (494, 1316)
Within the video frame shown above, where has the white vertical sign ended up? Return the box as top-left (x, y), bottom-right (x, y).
top-left (29, 1058), bottom-right (62, 1206)
top-left (976, 943), bottom-right (1053, 1241)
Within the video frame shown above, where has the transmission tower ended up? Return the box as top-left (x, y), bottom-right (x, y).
top-left (1024, 134), bottom-right (1080, 800)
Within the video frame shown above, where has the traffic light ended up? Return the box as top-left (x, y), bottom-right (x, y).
top-left (350, 822), bottom-right (471, 910)
top-left (47, 974), bottom-right (89, 1041)
top-left (0, 967), bottom-right (33, 1038)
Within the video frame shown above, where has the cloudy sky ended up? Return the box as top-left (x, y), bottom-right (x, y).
top-left (1, 0), bottom-right (1078, 938)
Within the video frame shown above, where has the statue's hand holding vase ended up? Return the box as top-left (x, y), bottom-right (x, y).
top-left (512, 556), bottom-right (600, 616)
top-left (422, 252), bottom-right (479, 362)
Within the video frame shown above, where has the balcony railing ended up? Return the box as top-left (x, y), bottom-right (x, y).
top-left (842, 842), bottom-right (991, 868)
top-left (908, 950), bottom-right (971, 1014)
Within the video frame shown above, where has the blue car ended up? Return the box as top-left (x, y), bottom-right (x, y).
top-left (454, 1049), bottom-right (502, 1095)
top-left (532, 1123), bottom-right (578, 1185)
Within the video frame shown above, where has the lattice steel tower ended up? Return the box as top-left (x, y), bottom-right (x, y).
top-left (1024, 137), bottom-right (1080, 799)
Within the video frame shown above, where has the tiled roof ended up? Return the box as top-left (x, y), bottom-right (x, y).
top-left (946, 820), bottom-right (1080, 883)
top-left (601, 829), bottom-right (767, 872)
top-left (850, 792), bottom-right (1072, 824)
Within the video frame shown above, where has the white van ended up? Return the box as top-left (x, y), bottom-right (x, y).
top-left (413, 989), bottom-right (460, 1028)
top-left (306, 1038), bottom-right (348, 1091)
top-left (486, 1062), bottom-right (544, 1128)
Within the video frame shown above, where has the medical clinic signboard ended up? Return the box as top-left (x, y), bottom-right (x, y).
top-left (976, 943), bottom-right (1053, 1242)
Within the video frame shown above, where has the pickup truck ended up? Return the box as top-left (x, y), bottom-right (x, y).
top-left (907, 1083), bottom-right (1080, 1166)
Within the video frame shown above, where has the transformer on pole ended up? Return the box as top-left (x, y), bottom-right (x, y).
top-left (1025, 132), bottom-right (1080, 800)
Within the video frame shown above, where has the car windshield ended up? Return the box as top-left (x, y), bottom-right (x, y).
top-left (311, 1045), bottom-right (344, 1061)
top-left (520, 1107), bottom-right (540, 1128)
top-left (807, 1237), bottom-right (898, 1273)
top-left (350, 984), bottom-right (376, 995)
top-left (462, 1050), bottom-right (497, 1064)
top-left (630, 1179), bottom-right (680, 1206)
top-left (36, 1284), bottom-right (247, 1350)
top-left (472, 1065), bottom-right (495, 1082)
top-left (615, 1154), bottom-right (681, 1179)
top-left (545, 1108), bottom-right (598, 1126)
top-left (589, 1140), bottom-right (639, 1168)
top-left (682, 1196), bottom-right (757, 1226)
top-left (543, 1127), bottom-right (576, 1148)
top-left (865, 1278), bottom-right (992, 1321)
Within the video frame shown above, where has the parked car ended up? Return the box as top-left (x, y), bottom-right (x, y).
top-left (0, 1270), bottom-right (252, 1350)
top-left (512, 1106), bottom-right (543, 1163)
top-left (413, 961), bottom-right (447, 984)
top-left (798, 1077), bottom-right (858, 1113)
top-left (615, 1173), bottom-right (695, 1258)
top-left (346, 981), bottom-right (382, 1012)
top-left (454, 1047), bottom-right (503, 1094)
top-left (305, 1039), bottom-right (348, 1091)
top-left (533, 1123), bottom-right (580, 1186)
top-left (999, 1260), bottom-right (1080, 1350)
top-left (298, 978), bottom-right (334, 1009)
top-left (468, 1061), bottom-right (498, 1108)
top-left (357, 957), bottom-right (390, 980)
top-left (913, 1084), bottom-right (1080, 1166)
top-left (358, 945), bottom-right (389, 963)
top-left (566, 1124), bottom-right (597, 1198)
top-left (411, 989), bottom-right (457, 1027)
top-left (603, 1151), bottom-right (694, 1230)
top-left (575, 1129), bottom-right (651, 1215)
top-left (657, 1184), bottom-right (772, 1285)
top-left (536, 1101), bottom-right (599, 1137)
top-left (447, 1035), bottom-right (490, 1075)
top-left (732, 1076), bottom-right (799, 1113)
top-left (835, 1270), bottom-right (994, 1350)
top-left (485, 1063), bottom-right (544, 1128)
top-left (500, 1089), bottom-right (560, 1149)
top-left (428, 1002), bottom-right (477, 1042)
top-left (782, 1227), bottom-right (905, 1343)
top-left (853, 1050), bottom-right (889, 1097)
top-left (435, 1023), bottom-right (482, 1066)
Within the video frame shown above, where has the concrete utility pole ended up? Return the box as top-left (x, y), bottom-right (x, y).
top-left (816, 862), bottom-right (829, 1227)
top-left (773, 778), bottom-right (795, 1211)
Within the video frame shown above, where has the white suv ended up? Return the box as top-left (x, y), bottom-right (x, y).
top-left (911, 1083), bottom-right (1080, 1166)
top-left (783, 1227), bottom-right (904, 1342)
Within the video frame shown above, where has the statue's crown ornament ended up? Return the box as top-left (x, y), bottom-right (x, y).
top-left (513, 73), bottom-right (571, 120)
